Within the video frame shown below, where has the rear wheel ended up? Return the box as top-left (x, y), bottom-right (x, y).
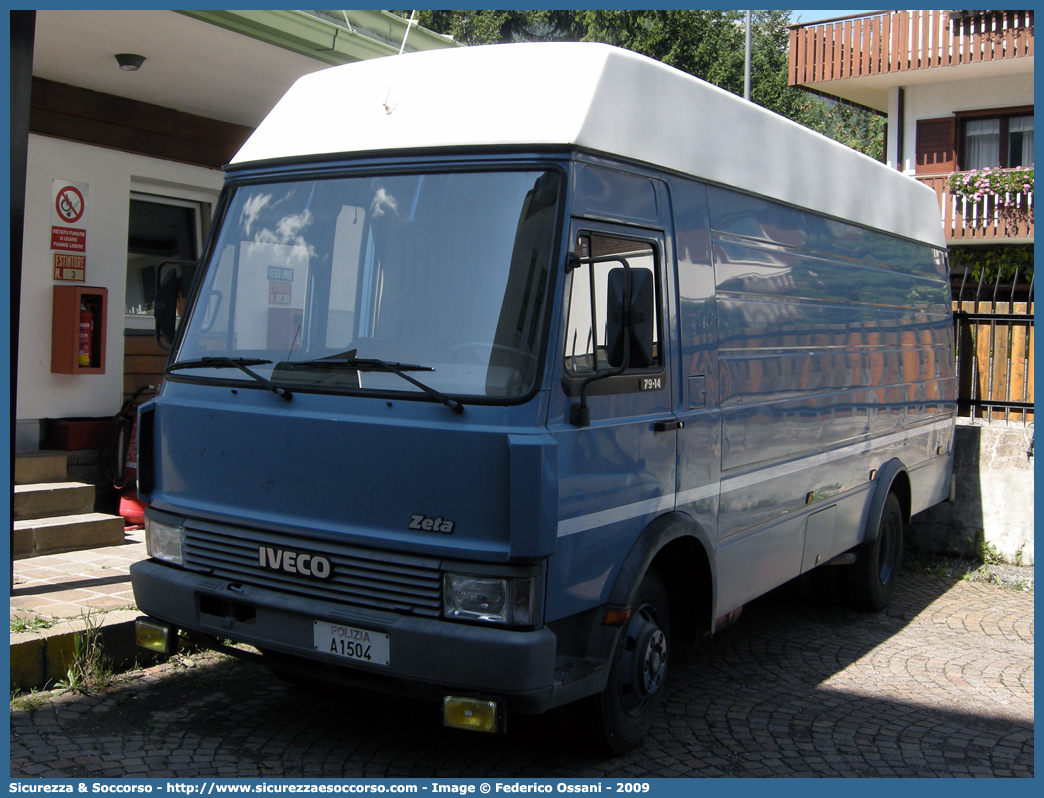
top-left (849, 492), bottom-right (904, 610)
top-left (589, 569), bottom-right (671, 754)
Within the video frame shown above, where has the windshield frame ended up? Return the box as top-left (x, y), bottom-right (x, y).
top-left (167, 157), bottom-right (570, 408)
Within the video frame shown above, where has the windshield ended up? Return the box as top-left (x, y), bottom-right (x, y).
top-left (175, 169), bottom-right (561, 401)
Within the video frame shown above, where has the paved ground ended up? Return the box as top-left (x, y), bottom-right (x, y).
top-left (11, 530), bottom-right (144, 622)
top-left (10, 566), bottom-right (1033, 778)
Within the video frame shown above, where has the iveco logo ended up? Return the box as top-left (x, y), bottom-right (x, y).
top-left (258, 546), bottom-right (332, 579)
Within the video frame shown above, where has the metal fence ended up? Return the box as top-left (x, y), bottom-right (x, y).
top-left (953, 268), bottom-right (1034, 423)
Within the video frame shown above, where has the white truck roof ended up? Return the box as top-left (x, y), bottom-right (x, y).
top-left (232, 42), bottom-right (945, 248)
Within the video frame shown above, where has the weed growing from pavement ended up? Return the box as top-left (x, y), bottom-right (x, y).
top-left (10, 615), bottom-right (56, 633)
top-left (972, 564), bottom-right (998, 583)
top-left (10, 688), bottom-right (47, 712)
top-left (55, 610), bottom-right (115, 694)
top-left (979, 539), bottom-right (1003, 565)
top-left (904, 550), bottom-right (1033, 590)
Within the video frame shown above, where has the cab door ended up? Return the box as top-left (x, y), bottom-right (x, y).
top-left (546, 224), bottom-right (678, 622)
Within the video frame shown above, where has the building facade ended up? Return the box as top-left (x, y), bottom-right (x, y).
top-left (14, 10), bottom-right (458, 452)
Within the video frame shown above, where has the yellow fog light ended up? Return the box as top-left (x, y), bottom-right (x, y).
top-left (443, 696), bottom-right (500, 734)
top-left (136, 618), bottom-right (178, 655)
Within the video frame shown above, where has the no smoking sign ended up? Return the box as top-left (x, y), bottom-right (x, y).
top-left (51, 180), bottom-right (89, 281)
top-left (55, 185), bottom-right (85, 223)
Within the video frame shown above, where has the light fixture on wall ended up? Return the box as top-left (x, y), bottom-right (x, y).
top-left (115, 53), bottom-right (146, 72)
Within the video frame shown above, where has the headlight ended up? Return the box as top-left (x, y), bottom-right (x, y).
top-left (145, 516), bottom-right (184, 566)
top-left (443, 573), bottom-right (539, 627)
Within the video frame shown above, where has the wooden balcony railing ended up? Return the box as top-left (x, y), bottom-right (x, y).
top-left (915, 173), bottom-right (1034, 243)
top-left (790, 10), bottom-right (1034, 86)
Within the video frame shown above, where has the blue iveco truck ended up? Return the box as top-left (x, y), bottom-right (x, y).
top-left (131, 43), bottom-right (956, 752)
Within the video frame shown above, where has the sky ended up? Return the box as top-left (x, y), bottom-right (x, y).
top-left (790, 10), bottom-right (875, 24)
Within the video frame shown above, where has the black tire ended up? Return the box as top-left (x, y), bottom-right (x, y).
top-left (849, 492), bottom-right (904, 611)
top-left (589, 569), bottom-right (671, 754)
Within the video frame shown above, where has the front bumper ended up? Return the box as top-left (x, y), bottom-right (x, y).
top-left (130, 559), bottom-right (558, 712)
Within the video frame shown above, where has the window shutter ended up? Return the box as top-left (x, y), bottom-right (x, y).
top-left (915, 118), bottom-right (956, 175)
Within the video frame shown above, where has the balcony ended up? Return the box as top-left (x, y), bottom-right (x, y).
top-left (916, 169), bottom-right (1034, 243)
top-left (790, 10), bottom-right (1034, 102)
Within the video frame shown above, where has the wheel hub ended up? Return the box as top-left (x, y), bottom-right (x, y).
top-left (620, 605), bottom-right (668, 710)
top-left (640, 628), bottom-right (667, 694)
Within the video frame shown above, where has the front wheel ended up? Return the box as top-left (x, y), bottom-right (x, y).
top-left (849, 492), bottom-right (904, 610)
top-left (589, 569), bottom-right (671, 754)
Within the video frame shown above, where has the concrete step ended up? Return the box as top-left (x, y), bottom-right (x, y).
top-left (10, 610), bottom-right (146, 692)
top-left (14, 452), bottom-right (68, 485)
top-left (13, 482), bottom-right (96, 521)
top-left (12, 513), bottom-right (126, 559)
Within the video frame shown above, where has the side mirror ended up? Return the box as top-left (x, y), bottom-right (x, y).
top-left (605, 267), bottom-right (654, 368)
top-left (154, 267), bottom-right (178, 351)
top-left (154, 259), bottom-right (196, 351)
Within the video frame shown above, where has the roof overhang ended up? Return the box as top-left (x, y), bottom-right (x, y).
top-left (797, 54), bottom-right (1034, 113)
top-left (179, 10), bottom-right (460, 66)
top-left (30, 10), bottom-right (459, 129)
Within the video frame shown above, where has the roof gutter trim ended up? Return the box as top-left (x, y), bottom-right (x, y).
top-left (178, 10), bottom-right (458, 66)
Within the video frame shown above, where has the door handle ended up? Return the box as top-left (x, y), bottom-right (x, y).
top-left (654, 419), bottom-right (684, 432)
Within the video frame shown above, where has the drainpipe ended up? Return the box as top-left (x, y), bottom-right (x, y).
top-left (896, 86), bottom-right (905, 172)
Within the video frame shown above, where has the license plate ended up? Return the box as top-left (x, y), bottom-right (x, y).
top-left (313, 620), bottom-right (390, 666)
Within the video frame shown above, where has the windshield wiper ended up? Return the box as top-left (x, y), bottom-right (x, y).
top-left (167, 357), bottom-right (292, 401)
top-left (283, 350), bottom-right (463, 414)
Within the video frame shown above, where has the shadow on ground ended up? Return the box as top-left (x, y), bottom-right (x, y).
top-left (10, 564), bottom-right (1034, 778)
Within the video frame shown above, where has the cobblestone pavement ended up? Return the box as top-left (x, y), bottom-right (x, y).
top-left (10, 571), bottom-right (1033, 778)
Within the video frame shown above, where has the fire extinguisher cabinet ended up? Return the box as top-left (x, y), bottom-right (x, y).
top-left (51, 285), bottom-right (107, 374)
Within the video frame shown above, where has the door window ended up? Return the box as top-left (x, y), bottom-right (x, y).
top-left (564, 232), bottom-right (661, 376)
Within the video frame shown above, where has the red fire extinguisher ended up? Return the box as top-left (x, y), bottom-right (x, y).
top-left (99, 385), bottom-right (155, 528)
top-left (78, 301), bottom-right (93, 367)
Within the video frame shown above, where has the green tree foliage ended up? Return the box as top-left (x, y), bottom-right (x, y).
top-left (951, 244), bottom-right (1033, 287)
top-left (400, 10), bottom-right (884, 158)
top-left (409, 10), bottom-right (582, 45)
top-left (793, 95), bottom-right (886, 160)
top-left (577, 10), bottom-right (746, 92)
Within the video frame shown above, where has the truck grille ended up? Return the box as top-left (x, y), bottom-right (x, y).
top-left (182, 522), bottom-right (443, 617)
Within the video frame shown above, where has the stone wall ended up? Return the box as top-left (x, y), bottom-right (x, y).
top-left (910, 420), bottom-right (1035, 565)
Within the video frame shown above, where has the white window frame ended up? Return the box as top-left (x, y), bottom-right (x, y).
top-left (125, 190), bottom-right (210, 331)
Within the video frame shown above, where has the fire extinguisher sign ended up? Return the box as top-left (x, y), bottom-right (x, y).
top-left (51, 180), bottom-right (88, 281)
